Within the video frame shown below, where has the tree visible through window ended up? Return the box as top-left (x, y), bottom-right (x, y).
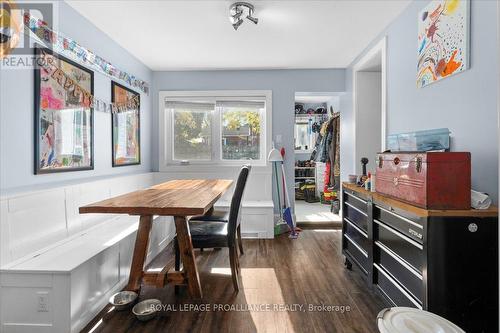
top-left (221, 107), bottom-right (261, 160)
top-left (171, 102), bottom-right (213, 160)
top-left (165, 97), bottom-right (266, 164)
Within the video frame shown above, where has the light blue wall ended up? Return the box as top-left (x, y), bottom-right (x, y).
top-left (341, 0), bottom-right (499, 202)
top-left (0, 1), bottom-right (153, 193)
top-left (152, 69), bottom-right (346, 208)
top-left (4, 0), bottom-right (495, 205)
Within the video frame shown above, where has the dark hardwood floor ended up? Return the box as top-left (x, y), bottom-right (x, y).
top-left (82, 230), bottom-right (387, 333)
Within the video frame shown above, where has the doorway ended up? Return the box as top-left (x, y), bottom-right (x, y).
top-left (294, 92), bottom-right (342, 226)
top-left (353, 37), bottom-right (386, 175)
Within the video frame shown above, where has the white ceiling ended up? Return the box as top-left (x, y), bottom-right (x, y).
top-left (66, 0), bottom-right (410, 71)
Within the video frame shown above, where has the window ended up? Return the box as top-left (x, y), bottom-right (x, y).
top-left (220, 101), bottom-right (263, 161)
top-left (160, 91), bottom-right (271, 167)
top-left (168, 101), bottom-right (214, 160)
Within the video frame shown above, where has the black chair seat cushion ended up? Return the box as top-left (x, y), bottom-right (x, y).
top-left (190, 210), bottom-right (229, 223)
top-left (188, 221), bottom-right (229, 248)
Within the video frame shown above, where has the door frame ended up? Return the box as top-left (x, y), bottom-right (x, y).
top-left (497, 0), bottom-right (500, 326)
top-left (352, 36), bottom-right (387, 172)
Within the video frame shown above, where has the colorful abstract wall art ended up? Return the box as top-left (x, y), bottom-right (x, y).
top-left (111, 82), bottom-right (141, 167)
top-left (417, 0), bottom-right (469, 88)
top-left (34, 46), bottom-right (94, 174)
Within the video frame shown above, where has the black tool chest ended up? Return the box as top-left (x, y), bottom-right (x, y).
top-left (341, 182), bottom-right (498, 332)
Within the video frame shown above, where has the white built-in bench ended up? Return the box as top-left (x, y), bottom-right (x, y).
top-left (0, 173), bottom-right (174, 333)
top-left (0, 170), bottom-right (273, 333)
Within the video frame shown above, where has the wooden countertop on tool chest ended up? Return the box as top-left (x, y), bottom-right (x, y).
top-left (342, 182), bottom-right (498, 218)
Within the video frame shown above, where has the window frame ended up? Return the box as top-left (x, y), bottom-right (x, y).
top-left (159, 90), bottom-right (272, 170)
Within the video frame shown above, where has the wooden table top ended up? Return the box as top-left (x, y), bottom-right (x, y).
top-left (79, 179), bottom-right (233, 216)
top-left (342, 182), bottom-right (498, 218)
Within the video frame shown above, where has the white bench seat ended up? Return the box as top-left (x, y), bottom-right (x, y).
top-left (0, 173), bottom-right (175, 333)
top-left (214, 200), bottom-right (274, 238)
top-left (3, 215), bottom-right (138, 273)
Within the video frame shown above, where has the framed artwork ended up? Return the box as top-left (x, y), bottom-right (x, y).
top-left (111, 81), bottom-right (141, 167)
top-left (34, 46), bottom-right (94, 174)
top-left (417, 0), bottom-right (470, 88)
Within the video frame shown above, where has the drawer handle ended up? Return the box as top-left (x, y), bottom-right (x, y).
top-left (344, 234), bottom-right (368, 258)
top-left (376, 205), bottom-right (423, 230)
top-left (344, 218), bottom-right (368, 238)
top-left (374, 219), bottom-right (424, 250)
top-left (415, 156), bottom-right (423, 173)
top-left (373, 263), bottom-right (422, 309)
top-left (375, 241), bottom-right (423, 280)
top-left (345, 192), bottom-right (367, 205)
top-left (345, 202), bottom-right (368, 217)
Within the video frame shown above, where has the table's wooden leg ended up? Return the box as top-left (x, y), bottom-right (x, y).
top-left (126, 215), bottom-right (153, 292)
top-left (174, 216), bottom-right (203, 299)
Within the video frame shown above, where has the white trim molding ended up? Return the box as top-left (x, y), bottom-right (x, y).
top-left (352, 36), bottom-right (388, 171)
top-left (497, 0), bottom-right (500, 326)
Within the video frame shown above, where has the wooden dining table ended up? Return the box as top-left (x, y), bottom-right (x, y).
top-left (79, 179), bottom-right (233, 299)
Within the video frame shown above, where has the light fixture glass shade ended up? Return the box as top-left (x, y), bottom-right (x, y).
top-left (232, 19), bottom-right (243, 30)
top-left (268, 147), bottom-right (283, 162)
top-left (246, 15), bottom-right (258, 24)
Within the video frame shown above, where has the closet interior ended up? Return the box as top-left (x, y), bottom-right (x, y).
top-left (294, 93), bottom-right (341, 225)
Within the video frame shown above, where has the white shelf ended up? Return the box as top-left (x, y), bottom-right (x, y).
top-left (295, 113), bottom-right (327, 117)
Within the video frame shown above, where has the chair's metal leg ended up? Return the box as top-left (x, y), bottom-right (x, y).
top-left (229, 246), bottom-right (240, 292)
top-left (237, 224), bottom-right (244, 255)
top-left (235, 246), bottom-right (241, 274)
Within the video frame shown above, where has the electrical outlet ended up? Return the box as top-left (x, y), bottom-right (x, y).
top-left (275, 134), bottom-right (282, 144)
top-left (37, 292), bottom-right (49, 312)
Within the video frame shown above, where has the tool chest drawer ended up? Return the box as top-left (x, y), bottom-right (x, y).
top-left (341, 182), bottom-right (499, 333)
top-left (374, 219), bottom-right (423, 273)
top-left (374, 205), bottom-right (423, 244)
top-left (374, 264), bottom-right (422, 309)
top-left (374, 241), bottom-right (423, 303)
top-left (344, 233), bottom-right (368, 274)
top-left (343, 190), bottom-right (368, 213)
top-left (343, 200), bottom-right (368, 232)
top-left (344, 218), bottom-right (369, 253)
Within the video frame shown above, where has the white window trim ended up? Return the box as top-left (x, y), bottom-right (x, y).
top-left (159, 90), bottom-right (272, 171)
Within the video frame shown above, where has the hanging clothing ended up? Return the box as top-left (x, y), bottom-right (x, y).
top-left (309, 132), bottom-right (322, 161)
top-left (310, 115), bottom-right (340, 183)
top-left (315, 121), bottom-right (330, 163)
top-left (329, 115), bottom-right (340, 188)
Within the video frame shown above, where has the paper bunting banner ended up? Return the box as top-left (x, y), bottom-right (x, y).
top-left (38, 48), bottom-right (139, 113)
top-left (24, 12), bottom-right (149, 95)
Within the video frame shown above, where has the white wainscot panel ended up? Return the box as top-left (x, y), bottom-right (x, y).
top-left (7, 189), bottom-right (67, 262)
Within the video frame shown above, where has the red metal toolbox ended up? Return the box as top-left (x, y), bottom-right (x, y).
top-left (375, 152), bottom-right (471, 209)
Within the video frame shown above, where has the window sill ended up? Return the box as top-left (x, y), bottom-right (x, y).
top-left (159, 163), bottom-right (271, 174)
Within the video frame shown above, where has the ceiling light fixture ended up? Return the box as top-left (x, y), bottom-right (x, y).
top-left (229, 2), bottom-right (258, 30)
top-left (232, 18), bottom-right (244, 31)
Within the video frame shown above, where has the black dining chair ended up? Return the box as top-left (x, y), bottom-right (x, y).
top-left (174, 165), bottom-right (250, 292)
top-left (188, 165), bottom-right (251, 256)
